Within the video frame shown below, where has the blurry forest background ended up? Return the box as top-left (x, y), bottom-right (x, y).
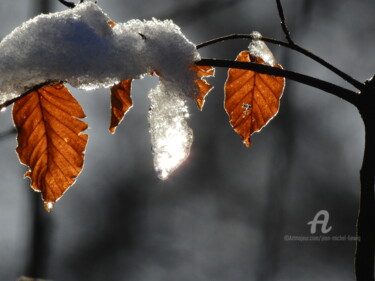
top-left (0, 0), bottom-right (374, 280)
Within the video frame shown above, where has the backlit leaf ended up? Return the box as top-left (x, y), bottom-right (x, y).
top-left (189, 65), bottom-right (215, 110)
top-left (12, 84), bottom-right (88, 211)
top-left (109, 79), bottom-right (133, 133)
top-left (107, 19), bottom-right (134, 134)
top-left (224, 51), bottom-right (285, 146)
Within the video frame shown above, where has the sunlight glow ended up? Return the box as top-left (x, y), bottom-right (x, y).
top-left (154, 123), bottom-right (191, 180)
top-left (148, 84), bottom-right (193, 180)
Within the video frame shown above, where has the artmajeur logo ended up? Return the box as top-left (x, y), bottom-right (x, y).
top-left (284, 210), bottom-right (359, 242)
top-left (307, 210), bottom-right (332, 234)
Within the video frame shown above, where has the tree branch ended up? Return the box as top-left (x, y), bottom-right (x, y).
top-left (276, 0), bottom-right (293, 44)
top-left (196, 34), bottom-right (365, 91)
top-left (195, 58), bottom-right (360, 106)
top-left (356, 112), bottom-right (375, 281)
top-left (355, 79), bottom-right (375, 281)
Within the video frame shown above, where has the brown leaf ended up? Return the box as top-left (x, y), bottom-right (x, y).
top-left (189, 65), bottom-right (215, 110)
top-left (109, 79), bottom-right (133, 133)
top-left (224, 51), bottom-right (285, 147)
top-left (12, 84), bottom-right (88, 211)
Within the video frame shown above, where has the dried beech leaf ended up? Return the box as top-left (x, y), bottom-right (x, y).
top-left (109, 79), bottom-right (133, 133)
top-left (224, 51), bottom-right (285, 147)
top-left (189, 65), bottom-right (215, 110)
top-left (12, 84), bottom-right (88, 211)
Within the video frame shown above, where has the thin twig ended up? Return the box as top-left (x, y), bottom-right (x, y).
top-left (276, 0), bottom-right (293, 44)
top-left (57, 0), bottom-right (84, 8)
top-left (195, 58), bottom-right (360, 105)
top-left (196, 34), bottom-right (365, 91)
top-left (0, 81), bottom-right (61, 111)
top-left (57, 0), bottom-right (76, 8)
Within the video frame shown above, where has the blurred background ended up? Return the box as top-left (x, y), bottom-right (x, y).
top-left (0, 0), bottom-right (373, 280)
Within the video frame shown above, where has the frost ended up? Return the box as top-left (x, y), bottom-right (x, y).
top-left (0, 2), bottom-right (200, 104)
top-left (249, 31), bottom-right (277, 66)
top-left (148, 80), bottom-right (193, 180)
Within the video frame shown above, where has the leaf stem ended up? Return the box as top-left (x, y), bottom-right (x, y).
top-left (196, 34), bottom-right (365, 91)
top-left (0, 81), bottom-right (61, 111)
top-left (195, 58), bottom-right (360, 105)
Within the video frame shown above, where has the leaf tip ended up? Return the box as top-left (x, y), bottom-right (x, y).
top-left (195, 95), bottom-right (205, 111)
top-left (243, 138), bottom-right (252, 147)
top-left (44, 201), bottom-right (54, 212)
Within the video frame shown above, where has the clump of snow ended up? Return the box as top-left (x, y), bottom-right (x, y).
top-left (0, 1), bottom-right (204, 178)
top-left (0, 2), bottom-right (200, 104)
top-left (148, 80), bottom-right (193, 180)
top-left (249, 31), bottom-right (277, 66)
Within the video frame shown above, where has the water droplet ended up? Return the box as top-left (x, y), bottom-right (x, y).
top-left (44, 201), bottom-right (54, 212)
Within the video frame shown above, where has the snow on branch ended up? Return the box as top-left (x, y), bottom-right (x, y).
top-left (0, 2), bottom-right (200, 101)
top-left (0, 2), bottom-right (208, 179)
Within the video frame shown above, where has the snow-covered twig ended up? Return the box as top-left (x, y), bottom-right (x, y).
top-left (196, 58), bottom-right (360, 106)
top-left (197, 34), bottom-right (365, 91)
